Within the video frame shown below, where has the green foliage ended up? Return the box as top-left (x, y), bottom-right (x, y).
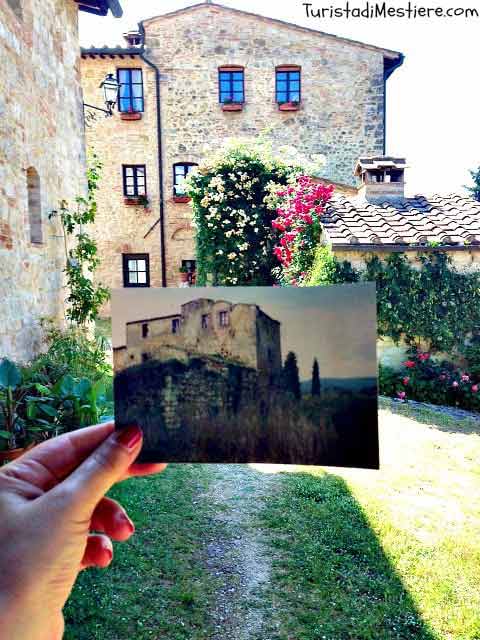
top-left (378, 364), bottom-right (399, 398)
top-left (465, 165), bottom-right (480, 201)
top-left (185, 138), bottom-right (301, 285)
top-left (308, 249), bottom-right (480, 355)
top-left (30, 319), bottom-right (111, 385)
top-left (311, 358), bottom-right (321, 397)
top-left (0, 359), bottom-right (28, 450)
top-left (308, 245), bottom-right (361, 285)
top-left (282, 351), bottom-right (301, 400)
top-left (49, 153), bottom-right (109, 325)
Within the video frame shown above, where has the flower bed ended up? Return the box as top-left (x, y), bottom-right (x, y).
top-left (379, 347), bottom-right (480, 412)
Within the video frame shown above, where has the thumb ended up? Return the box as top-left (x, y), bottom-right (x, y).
top-left (48, 425), bottom-right (143, 518)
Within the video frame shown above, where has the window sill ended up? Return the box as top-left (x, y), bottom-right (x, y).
top-left (221, 103), bottom-right (244, 112)
top-left (278, 102), bottom-right (300, 112)
top-left (124, 197), bottom-right (141, 205)
top-left (173, 196), bottom-right (191, 204)
top-left (120, 112), bottom-right (142, 121)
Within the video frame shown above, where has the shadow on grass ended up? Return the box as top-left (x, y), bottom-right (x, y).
top-left (379, 396), bottom-right (480, 436)
top-left (261, 469), bottom-right (437, 639)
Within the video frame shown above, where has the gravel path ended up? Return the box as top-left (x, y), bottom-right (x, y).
top-left (200, 464), bottom-right (283, 640)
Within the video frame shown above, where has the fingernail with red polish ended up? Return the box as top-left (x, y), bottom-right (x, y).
top-left (117, 425), bottom-right (142, 452)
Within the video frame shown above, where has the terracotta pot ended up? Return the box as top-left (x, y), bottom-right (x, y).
top-left (222, 103), bottom-right (243, 112)
top-left (279, 102), bottom-right (300, 111)
top-left (120, 112), bottom-right (142, 121)
top-left (179, 272), bottom-right (189, 283)
top-left (0, 442), bottom-right (34, 463)
top-left (173, 196), bottom-right (191, 204)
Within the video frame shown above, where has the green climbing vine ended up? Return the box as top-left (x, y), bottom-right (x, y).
top-left (49, 154), bottom-right (109, 325)
top-left (307, 248), bottom-right (480, 353)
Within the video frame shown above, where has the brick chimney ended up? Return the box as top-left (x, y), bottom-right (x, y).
top-left (355, 156), bottom-right (407, 204)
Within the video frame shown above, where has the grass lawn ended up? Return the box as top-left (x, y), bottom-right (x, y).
top-left (65, 399), bottom-right (480, 639)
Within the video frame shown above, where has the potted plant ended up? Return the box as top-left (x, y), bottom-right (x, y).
top-left (179, 265), bottom-right (190, 283)
top-left (222, 97), bottom-right (243, 112)
top-left (137, 194), bottom-right (151, 211)
top-left (279, 99), bottom-right (300, 112)
top-left (0, 359), bottom-right (31, 462)
top-left (121, 105), bottom-right (142, 121)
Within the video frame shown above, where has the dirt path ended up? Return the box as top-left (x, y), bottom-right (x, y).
top-left (200, 464), bottom-right (284, 640)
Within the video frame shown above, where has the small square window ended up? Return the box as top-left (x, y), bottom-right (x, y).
top-left (201, 314), bottom-right (209, 329)
top-left (276, 68), bottom-right (301, 104)
top-left (172, 318), bottom-right (181, 334)
top-left (142, 323), bottom-right (149, 338)
top-left (123, 165), bottom-right (147, 197)
top-left (123, 253), bottom-right (150, 288)
top-left (173, 163), bottom-right (198, 196)
top-left (218, 67), bottom-right (245, 104)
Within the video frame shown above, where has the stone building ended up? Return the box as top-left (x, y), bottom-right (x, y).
top-left (0, 0), bottom-right (122, 361)
top-left (114, 297), bottom-right (282, 380)
top-left (80, 1), bottom-right (403, 300)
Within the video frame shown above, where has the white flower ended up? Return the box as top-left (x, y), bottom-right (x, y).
top-left (217, 249), bottom-right (224, 255)
top-left (254, 228), bottom-right (259, 233)
top-left (227, 252), bottom-right (237, 260)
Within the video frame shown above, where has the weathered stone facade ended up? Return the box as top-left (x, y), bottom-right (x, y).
top-left (114, 298), bottom-right (282, 381)
top-left (81, 2), bottom-right (402, 300)
top-left (0, 0), bottom-right (117, 361)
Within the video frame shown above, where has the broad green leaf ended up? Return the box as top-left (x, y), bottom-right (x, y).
top-left (0, 430), bottom-right (12, 439)
top-left (39, 404), bottom-right (58, 418)
top-left (0, 359), bottom-right (22, 389)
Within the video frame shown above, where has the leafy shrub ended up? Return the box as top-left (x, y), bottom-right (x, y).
top-left (29, 319), bottom-right (111, 385)
top-left (308, 246), bottom-right (360, 286)
top-left (186, 138), bottom-right (308, 285)
top-left (378, 364), bottom-right (399, 398)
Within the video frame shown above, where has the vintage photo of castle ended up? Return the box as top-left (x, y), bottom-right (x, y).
top-left (113, 285), bottom-right (378, 466)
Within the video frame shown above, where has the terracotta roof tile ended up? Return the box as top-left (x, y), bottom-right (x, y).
top-left (323, 193), bottom-right (480, 248)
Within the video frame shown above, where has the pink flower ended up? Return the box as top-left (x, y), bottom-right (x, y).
top-left (461, 374), bottom-right (470, 383)
top-left (452, 381), bottom-right (459, 388)
top-left (403, 360), bottom-right (416, 369)
top-left (402, 377), bottom-right (410, 385)
top-left (397, 391), bottom-right (406, 400)
top-left (439, 374), bottom-right (447, 381)
top-left (417, 353), bottom-right (430, 362)
top-left (472, 385), bottom-right (478, 393)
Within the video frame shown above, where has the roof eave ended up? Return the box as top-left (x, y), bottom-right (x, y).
top-left (76, 0), bottom-right (123, 18)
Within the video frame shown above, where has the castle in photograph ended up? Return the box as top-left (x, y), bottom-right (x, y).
top-left (114, 298), bottom-right (282, 380)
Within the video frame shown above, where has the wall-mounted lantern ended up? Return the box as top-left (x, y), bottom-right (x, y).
top-left (83, 73), bottom-right (121, 124)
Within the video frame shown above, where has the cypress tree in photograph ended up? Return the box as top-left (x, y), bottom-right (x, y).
top-left (311, 358), bottom-right (321, 397)
top-left (283, 351), bottom-right (301, 400)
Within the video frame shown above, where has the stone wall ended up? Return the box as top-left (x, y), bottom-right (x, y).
top-left (81, 3), bottom-right (400, 295)
top-left (0, 0), bottom-right (86, 361)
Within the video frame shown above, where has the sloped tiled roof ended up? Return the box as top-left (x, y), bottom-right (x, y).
top-left (322, 193), bottom-right (480, 248)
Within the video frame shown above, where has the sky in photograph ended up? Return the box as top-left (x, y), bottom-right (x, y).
top-left (112, 284), bottom-right (377, 380)
top-left (79, 0), bottom-right (480, 196)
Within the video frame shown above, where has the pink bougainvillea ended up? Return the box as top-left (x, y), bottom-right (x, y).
top-left (272, 176), bottom-right (333, 285)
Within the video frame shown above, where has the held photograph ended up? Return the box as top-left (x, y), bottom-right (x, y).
top-left (112, 284), bottom-right (378, 467)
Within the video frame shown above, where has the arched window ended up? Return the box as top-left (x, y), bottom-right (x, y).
top-left (27, 167), bottom-right (42, 245)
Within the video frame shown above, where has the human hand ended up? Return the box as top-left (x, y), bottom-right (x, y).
top-left (0, 422), bottom-right (166, 640)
